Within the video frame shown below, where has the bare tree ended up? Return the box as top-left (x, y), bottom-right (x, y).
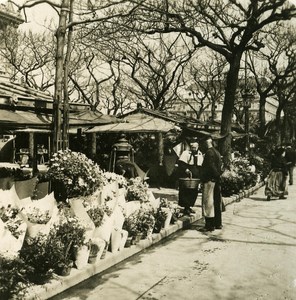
top-left (104, 0), bottom-right (296, 164)
top-left (249, 24), bottom-right (296, 138)
top-left (0, 27), bottom-right (55, 90)
top-left (179, 50), bottom-right (227, 120)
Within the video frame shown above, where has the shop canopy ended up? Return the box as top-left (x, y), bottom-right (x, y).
top-left (0, 109), bottom-right (119, 132)
top-left (86, 112), bottom-right (176, 133)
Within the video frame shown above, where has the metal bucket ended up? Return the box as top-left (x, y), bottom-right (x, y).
top-left (179, 178), bottom-right (200, 189)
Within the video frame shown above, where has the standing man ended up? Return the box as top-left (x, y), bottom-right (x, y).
top-left (285, 142), bottom-right (296, 185)
top-left (200, 136), bottom-right (223, 232)
top-left (178, 140), bottom-right (203, 215)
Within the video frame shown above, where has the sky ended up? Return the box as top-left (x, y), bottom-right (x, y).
top-left (1, 0), bottom-right (296, 33)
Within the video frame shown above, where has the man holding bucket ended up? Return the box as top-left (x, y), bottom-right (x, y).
top-left (178, 139), bottom-right (203, 216)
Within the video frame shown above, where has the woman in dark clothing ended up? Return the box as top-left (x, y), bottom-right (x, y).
top-left (265, 147), bottom-right (288, 200)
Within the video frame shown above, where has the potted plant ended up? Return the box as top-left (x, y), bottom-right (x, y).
top-left (126, 177), bottom-right (149, 202)
top-left (122, 212), bottom-right (139, 244)
top-left (135, 208), bottom-right (155, 239)
top-left (153, 208), bottom-right (167, 233)
top-left (47, 149), bottom-right (105, 200)
top-left (0, 255), bottom-right (31, 299)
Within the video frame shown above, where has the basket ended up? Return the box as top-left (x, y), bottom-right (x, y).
top-left (179, 178), bottom-right (200, 189)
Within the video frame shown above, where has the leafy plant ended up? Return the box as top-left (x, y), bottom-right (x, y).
top-left (48, 149), bottom-right (105, 199)
top-left (135, 208), bottom-right (155, 238)
top-left (153, 208), bottom-right (167, 233)
top-left (84, 203), bottom-right (105, 227)
top-left (19, 235), bottom-right (55, 284)
top-left (220, 169), bottom-right (244, 196)
top-left (0, 206), bottom-right (25, 239)
top-left (126, 177), bottom-right (149, 202)
top-left (0, 256), bottom-right (31, 299)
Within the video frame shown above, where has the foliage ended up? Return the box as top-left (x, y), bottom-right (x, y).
top-left (0, 255), bottom-right (31, 299)
top-left (48, 149), bottom-right (105, 199)
top-left (53, 205), bottom-right (87, 263)
top-left (232, 156), bottom-right (258, 188)
top-left (103, 172), bottom-right (127, 188)
top-left (153, 208), bottom-right (167, 233)
top-left (19, 235), bottom-right (55, 284)
top-left (220, 169), bottom-right (244, 197)
top-left (135, 208), bottom-right (155, 238)
top-left (249, 153), bottom-right (270, 180)
top-left (0, 206), bottom-right (24, 239)
top-left (126, 177), bottom-right (149, 202)
top-left (83, 202), bottom-right (105, 227)
top-left (24, 207), bottom-right (51, 224)
top-left (122, 212), bottom-right (139, 237)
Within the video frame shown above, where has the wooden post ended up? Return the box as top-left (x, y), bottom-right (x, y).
top-left (158, 132), bottom-right (164, 166)
top-left (90, 132), bottom-right (96, 160)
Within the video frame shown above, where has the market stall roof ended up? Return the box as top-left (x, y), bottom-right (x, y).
top-left (120, 105), bottom-right (204, 127)
top-left (86, 112), bottom-right (176, 133)
top-left (69, 110), bottom-right (119, 126)
top-left (0, 109), bottom-right (119, 132)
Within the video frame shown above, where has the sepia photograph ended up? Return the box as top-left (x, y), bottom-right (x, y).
top-left (0, 1), bottom-right (295, 299)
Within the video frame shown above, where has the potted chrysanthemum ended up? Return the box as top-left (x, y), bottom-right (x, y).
top-left (47, 149), bottom-right (105, 201)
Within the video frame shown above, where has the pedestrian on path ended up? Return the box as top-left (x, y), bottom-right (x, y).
top-left (285, 142), bottom-right (296, 185)
top-left (178, 139), bottom-right (203, 216)
top-left (200, 136), bottom-right (223, 232)
top-left (265, 146), bottom-right (288, 200)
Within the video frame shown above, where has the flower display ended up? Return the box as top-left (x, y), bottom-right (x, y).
top-left (48, 149), bottom-right (105, 199)
top-left (83, 201), bottom-right (105, 228)
top-left (220, 169), bottom-right (244, 196)
top-left (103, 172), bottom-right (127, 188)
top-left (126, 177), bottom-right (149, 202)
top-left (0, 206), bottom-right (24, 239)
top-left (24, 207), bottom-right (51, 224)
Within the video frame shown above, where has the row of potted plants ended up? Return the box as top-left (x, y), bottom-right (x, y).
top-left (0, 150), bottom-right (183, 299)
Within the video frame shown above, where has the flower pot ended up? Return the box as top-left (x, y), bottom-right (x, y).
top-left (163, 210), bottom-right (173, 229)
top-left (134, 234), bottom-right (142, 244)
top-left (74, 245), bottom-right (90, 270)
top-left (100, 242), bottom-right (109, 259)
top-left (119, 230), bottom-right (128, 251)
top-left (124, 236), bottom-right (133, 248)
top-left (55, 264), bottom-right (72, 276)
top-left (88, 243), bottom-right (101, 264)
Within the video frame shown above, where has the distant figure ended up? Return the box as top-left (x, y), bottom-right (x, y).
top-left (178, 140), bottom-right (203, 216)
top-left (265, 147), bottom-right (288, 200)
top-left (200, 136), bottom-right (223, 232)
top-left (285, 143), bottom-right (296, 185)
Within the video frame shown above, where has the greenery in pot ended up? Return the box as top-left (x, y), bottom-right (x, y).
top-left (0, 255), bottom-right (31, 299)
top-left (0, 205), bottom-right (25, 239)
top-left (103, 171), bottom-right (127, 188)
top-left (153, 208), bottom-right (167, 233)
top-left (53, 204), bottom-right (87, 265)
top-left (19, 205), bottom-right (87, 283)
top-left (232, 156), bottom-right (258, 188)
top-left (47, 149), bottom-right (105, 199)
top-left (83, 201), bottom-right (105, 227)
top-left (122, 212), bottom-right (139, 238)
top-left (135, 208), bottom-right (155, 238)
top-left (220, 169), bottom-right (244, 197)
top-left (126, 177), bottom-right (149, 202)
top-left (19, 234), bottom-right (56, 284)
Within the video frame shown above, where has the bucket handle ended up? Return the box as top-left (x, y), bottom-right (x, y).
top-left (185, 169), bottom-right (193, 179)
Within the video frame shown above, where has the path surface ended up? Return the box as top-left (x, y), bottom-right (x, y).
top-left (51, 184), bottom-right (296, 300)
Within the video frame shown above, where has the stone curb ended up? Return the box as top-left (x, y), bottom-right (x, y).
top-left (25, 212), bottom-right (202, 300)
top-left (25, 182), bottom-right (264, 300)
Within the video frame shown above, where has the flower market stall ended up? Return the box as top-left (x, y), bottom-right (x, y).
top-left (0, 149), bottom-right (181, 299)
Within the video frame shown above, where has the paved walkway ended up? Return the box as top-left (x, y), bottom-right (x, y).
top-left (50, 182), bottom-right (296, 300)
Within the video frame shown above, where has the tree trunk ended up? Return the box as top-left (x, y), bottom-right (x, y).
top-left (258, 95), bottom-right (266, 138)
top-left (220, 53), bottom-right (242, 167)
top-left (52, 0), bottom-right (70, 154)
